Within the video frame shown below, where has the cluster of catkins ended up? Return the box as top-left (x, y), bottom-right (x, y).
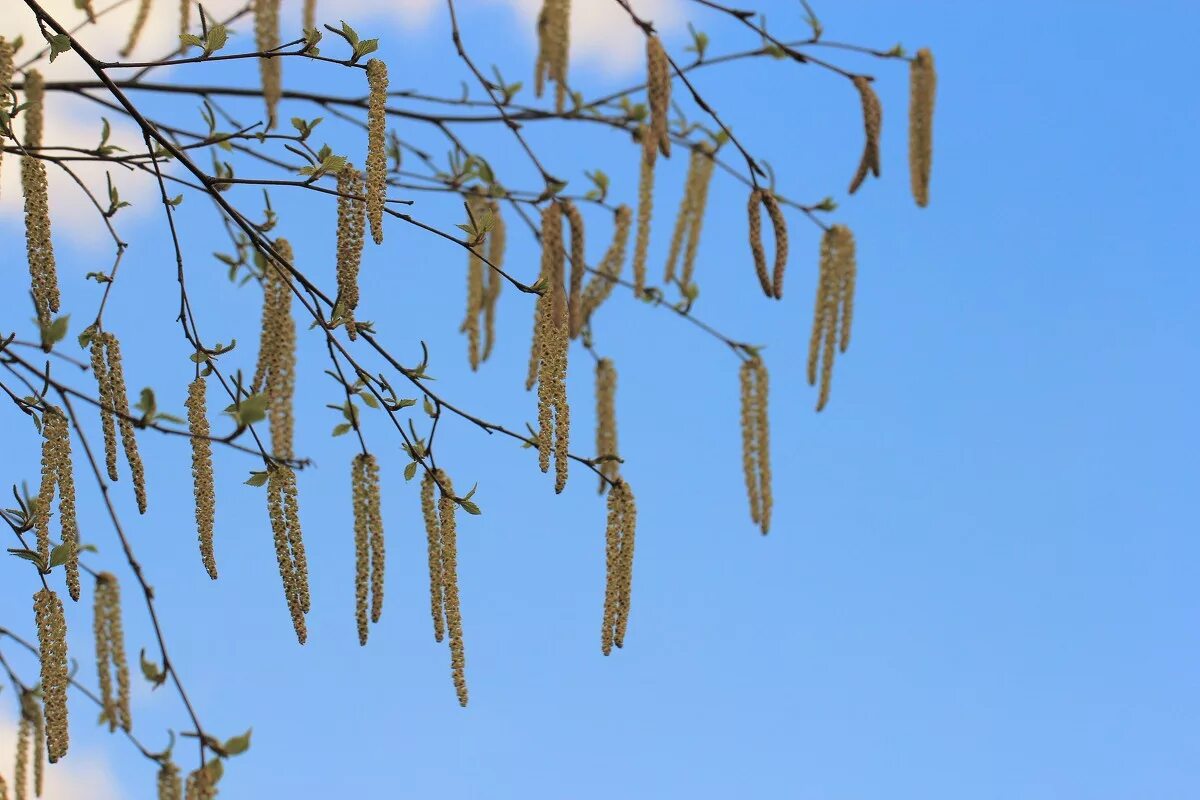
top-left (351, 454), bottom-right (385, 646)
top-left (93, 573), bottom-right (132, 734)
top-left (33, 589), bottom-right (69, 764)
top-left (601, 481), bottom-right (637, 655)
top-left (421, 471), bottom-right (468, 706)
top-left (35, 407), bottom-right (80, 599)
top-left (88, 330), bottom-right (148, 513)
top-left (460, 194), bottom-right (506, 370)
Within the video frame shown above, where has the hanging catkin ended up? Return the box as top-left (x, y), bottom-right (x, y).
top-left (909, 48), bottom-right (937, 207)
top-left (103, 332), bottom-right (148, 513)
top-left (632, 126), bottom-right (656, 297)
top-left (88, 335), bottom-right (119, 481)
top-left (33, 588), bottom-right (69, 762)
top-left (303, 0), bottom-right (316, 32)
top-left (534, 0), bottom-right (571, 113)
top-left (762, 191), bottom-right (788, 299)
top-left (267, 465), bottom-right (309, 644)
top-left (157, 760), bottom-right (182, 800)
top-left (253, 0), bottom-right (282, 128)
top-left (335, 165), bottom-right (366, 339)
top-left (746, 189), bottom-right (772, 297)
top-left (0, 38), bottom-right (12, 198)
top-left (462, 193), bottom-right (486, 369)
top-left (421, 470), bottom-right (445, 642)
top-left (808, 225), bottom-right (857, 412)
top-left (35, 407), bottom-right (80, 598)
top-left (532, 205), bottom-right (571, 493)
top-left (120, 0), bottom-right (153, 57)
top-left (15, 709), bottom-right (29, 800)
top-left (186, 376), bottom-right (217, 579)
top-left (22, 156), bottom-right (57, 334)
top-left (664, 144), bottom-right (714, 287)
top-left (365, 59), bottom-right (389, 245)
top-left (848, 75), bottom-right (882, 194)
top-left (601, 480), bottom-right (637, 654)
top-left (253, 239), bottom-right (297, 458)
top-left (646, 35), bottom-right (671, 157)
top-left (22, 69), bottom-right (44, 147)
top-left (351, 453), bottom-right (385, 644)
top-left (435, 471), bottom-right (469, 706)
top-left (481, 199), bottom-right (505, 362)
top-left (579, 204), bottom-right (632, 325)
top-left (594, 358), bottom-right (619, 493)
top-left (738, 355), bottom-right (772, 534)
top-left (560, 199), bottom-right (586, 338)
top-left (93, 572), bottom-right (132, 733)
top-left (178, 0), bottom-right (191, 54)
top-left (31, 701), bottom-right (43, 798)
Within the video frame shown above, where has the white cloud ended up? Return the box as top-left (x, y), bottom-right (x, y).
top-left (0, 710), bottom-right (123, 800)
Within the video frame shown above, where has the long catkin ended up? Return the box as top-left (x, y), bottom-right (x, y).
top-left (848, 75), bottom-right (882, 194)
top-left (746, 189), bottom-right (772, 297)
top-left (335, 165), bottom-right (366, 339)
top-left (120, 0), bottom-right (153, 57)
top-left (23, 69), bottom-right (44, 147)
top-left (560, 199), bottom-right (586, 338)
top-left (35, 407), bottom-right (80, 599)
top-left (33, 588), bottom-right (69, 762)
top-left (267, 465), bottom-right (308, 644)
top-left (579, 204), bottom-right (632, 326)
top-left (739, 358), bottom-right (761, 527)
top-left (22, 72), bottom-right (58, 334)
top-left (752, 356), bottom-right (772, 534)
top-left (534, 0), bottom-right (571, 113)
top-left (103, 332), bottom-right (148, 513)
top-left (93, 573), bottom-right (132, 733)
top-left (15, 711), bottom-right (29, 800)
top-left (253, 0), bottom-right (282, 128)
top-left (352, 453), bottom-right (385, 644)
top-left (808, 225), bottom-right (856, 411)
top-left (254, 239), bottom-right (297, 459)
top-left (89, 335), bottom-right (120, 481)
top-left (679, 145), bottom-right (715, 291)
top-left (646, 35), bottom-right (671, 157)
top-left (594, 358), bottom-right (619, 493)
top-left (462, 193), bottom-right (486, 369)
top-left (435, 471), bottom-right (468, 706)
top-left (601, 480), bottom-right (636, 650)
top-left (185, 376), bottom-right (217, 579)
top-left (909, 48), bottom-right (937, 207)
top-left (481, 199), bottom-right (505, 362)
top-left (0, 38), bottom-right (12, 198)
top-left (421, 470), bottom-right (445, 642)
top-left (632, 126), bottom-right (656, 297)
top-left (365, 59), bottom-right (389, 245)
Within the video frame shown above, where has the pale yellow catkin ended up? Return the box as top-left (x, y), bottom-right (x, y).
top-left (738, 359), bottom-right (761, 526)
top-left (848, 75), bottom-right (882, 194)
top-left (303, 0), bottom-right (316, 33)
top-left (34, 408), bottom-right (59, 565)
top-left (436, 472), bottom-right (468, 706)
top-left (15, 712), bottom-right (29, 800)
top-left (560, 199), bottom-right (586, 338)
top-left (462, 194), bottom-right (486, 369)
top-left (594, 358), bottom-right (619, 493)
top-left (103, 333), bottom-right (147, 513)
top-left (178, 0), bottom-right (191, 54)
top-left (94, 573), bottom-right (132, 733)
top-left (606, 481), bottom-right (637, 649)
top-left (50, 407), bottom-right (80, 600)
top-left (753, 356), bottom-right (772, 534)
top-left (365, 59), bottom-right (389, 245)
top-left (33, 588), bottom-right (69, 762)
top-left (157, 761), bottom-right (182, 800)
top-left (746, 189), bottom-right (772, 297)
top-left (120, 0), bottom-right (153, 58)
top-left (365, 455), bottom-right (384, 625)
top-left (31, 704), bottom-right (43, 798)
top-left (835, 225), bottom-right (857, 354)
top-left (762, 191), bottom-right (788, 300)
top-left (421, 471), bottom-right (445, 642)
top-left (23, 69), bottom-right (44, 147)
top-left (579, 204), bottom-right (631, 325)
top-left (600, 482), bottom-right (620, 655)
top-left (267, 465), bottom-right (308, 644)
top-left (0, 38), bottom-right (12, 198)
top-left (336, 165), bottom-right (366, 340)
top-left (632, 126), bottom-right (656, 297)
top-left (184, 767), bottom-right (216, 800)
top-left (89, 335), bottom-right (119, 481)
top-left (909, 48), bottom-right (936, 208)
top-left (253, 0), bottom-right (282, 128)
top-left (809, 225), bottom-right (856, 411)
top-left (255, 239), bottom-right (297, 459)
top-left (351, 453), bottom-right (385, 643)
top-left (534, 0), bottom-right (571, 113)
top-left (186, 376), bottom-right (217, 579)
top-left (534, 204), bottom-right (564, 472)
top-left (646, 35), bottom-right (671, 158)
top-left (22, 155), bottom-right (59, 332)
top-left (665, 145), bottom-right (714, 289)
top-left (481, 199), bottom-right (505, 362)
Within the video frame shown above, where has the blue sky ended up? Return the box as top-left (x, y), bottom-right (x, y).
top-left (2, 1), bottom-right (1198, 798)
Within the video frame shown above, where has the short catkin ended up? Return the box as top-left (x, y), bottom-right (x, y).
top-left (120, 0), bottom-right (154, 57)
top-left (33, 588), bottom-right (69, 762)
top-left (335, 165), bottom-right (366, 339)
top-left (157, 760), bottom-right (182, 800)
top-left (848, 75), bottom-right (883, 194)
top-left (600, 480), bottom-right (637, 652)
top-left (303, 0), bottom-right (316, 32)
top-left (103, 332), bottom-right (148, 513)
top-left (185, 376), bottom-right (217, 579)
top-left (23, 69), bottom-right (44, 147)
top-left (253, 0), bottom-right (282, 128)
top-left (365, 59), bottom-right (389, 245)
top-left (909, 48), bottom-right (937, 207)
top-left (762, 191), bottom-right (788, 299)
top-left (746, 189), bottom-right (773, 297)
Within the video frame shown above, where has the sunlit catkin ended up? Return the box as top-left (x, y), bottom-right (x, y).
top-left (352, 453), bottom-right (385, 644)
top-left (31, 703), bottom-right (43, 798)
top-left (752, 357), bottom-right (772, 534)
top-left (809, 225), bottom-right (856, 411)
top-left (632, 126), bottom-right (656, 297)
top-left (909, 48), bottom-right (936, 207)
top-left (178, 0), bottom-right (191, 54)
top-left (267, 465), bottom-right (308, 644)
top-left (185, 376), bottom-right (217, 579)
top-left (253, 0), bottom-right (282, 128)
top-left (22, 157), bottom-right (58, 332)
top-left (0, 39), bottom-right (12, 196)
top-left (254, 239), bottom-right (298, 459)
top-left (421, 470), bottom-right (445, 642)
top-left (103, 332), bottom-right (147, 513)
top-left (33, 588), bottom-right (68, 763)
top-left (34, 409), bottom-right (59, 565)
top-left (120, 0), bottom-right (153, 57)
top-left (51, 408), bottom-right (79, 600)
top-left (157, 760), bottom-right (182, 800)
top-left (762, 191), bottom-right (788, 299)
top-left (534, 203), bottom-right (564, 473)
top-left (365, 59), bottom-right (389, 245)
top-left (848, 75), bottom-right (882, 194)
top-left (560, 199), bottom-right (586, 338)
top-left (23, 69), bottom-right (44, 147)
top-left (580, 204), bottom-right (631, 325)
top-left (594, 358), bottom-right (619, 493)
top-left (93, 573), bottom-right (132, 733)
top-left (746, 189), bottom-right (772, 297)
top-left (665, 144), bottom-right (714, 289)
top-left (335, 165), bottom-right (366, 340)
top-left (89, 335), bottom-right (119, 481)
top-left (534, 0), bottom-right (570, 113)
top-left (600, 480), bottom-right (637, 653)
top-left (15, 712), bottom-right (29, 800)
top-left (646, 35), bottom-right (671, 158)
top-left (482, 199), bottom-right (505, 361)
top-left (435, 472), bottom-right (469, 706)
top-left (462, 194), bottom-right (486, 369)
top-left (738, 359), bottom-right (761, 527)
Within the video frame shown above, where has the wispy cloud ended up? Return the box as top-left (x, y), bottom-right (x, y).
top-left (0, 710), bottom-right (123, 800)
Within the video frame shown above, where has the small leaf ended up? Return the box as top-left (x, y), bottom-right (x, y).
top-left (223, 728), bottom-right (252, 756)
top-left (140, 649), bottom-right (167, 688)
top-left (136, 387), bottom-right (157, 418)
top-left (458, 499), bottom-right (481, 516)
top-left (48, 542), bottom-right (77, 569)
top-left (403, 461), bottom-right (418, 481)
top-left (7, 548), bottom-right (44, 569)
top-left (245, 471), bottom-right (269, 487)
top-left (331, 422), bottom-right (352, 437)
top-left (40, 314), bottom-right (70, 349)
top-left (422, 397), bottom-right (435, 417)
top-left (47, 34), bottom-right (72, 63)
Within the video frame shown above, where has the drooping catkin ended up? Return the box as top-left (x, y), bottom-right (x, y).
top-left (22, 157), bottom-right (59, 332)
top-left (178, 0), bottom-right (191, 54)
top-left (632, 126), bottom-right (656, 297)
top-left (89, 335), bottom-right (119, 481)
top-left (33, 588), bottom-right (69, 763)
top-left (0, 38), bottom-right (12, 197)
top-left (462, 193), bottom-right (486, 369)
top-left (34, 409), bottom-right (59, 565)
top-left (267, 465), bottom-right (308, 644)
top-left (848, 75), bottom-right (882, 194)
top-left (31, 704), bottom-right (43, 798)
top-left (664, 144), bottom-right (714, 288)
top-left (752, 356), bottom-right (772, 534)
top-left (738, 359), bottom-right (761, 527)
top-left (762, 191), bottom-right (788, 300)
top-left (481, 199), bottom-right (505, 362)
top-left (157, 760), bottom-right (182, 800)
top-left (560, 199), bottom-right (586, 338)
top-left (185, 376), bottom-right (217, 579)
top-left (435, 471), bottom-right (468, 706)
top-left (335, 165), bottom-right (366, 340)
top-left (601, 480), bottom-right (637, 653)
top-left (365, 59), bottom-right (389, 245)
top-left (50, 409), bottom-right (79, 600)
top-left (421, 470), bottom-right (445, 642)
top-left (23, 69), bottom-right (44, 147)
top-left (120, 0), bottom-right (153, 57)
top-left (103, 332), bottom-right (147, 513)
top-left (746, 189), bottom-right (771, 297)
top-left (253, 0), bottom-right (282, 128)
top-left (15, 712), bottom-right (29, 800)
top-left (254, 239), bottom-right (298, 459)
top-left (534, 0), bottom-right (571, 113)
top-left (303, 0), bottom-right (316, 33)
top-left (351, 453), bottom-right (385, 644)
top-left (808, 225), bottom-right (856, 411)
top-left (534, 203), bottom-right (564, 471)
top-left (909, 48), bottom-right (936, 208)
top-left (646, 35), bottom-right (671, 158)
top-left (93, 573), bottom-right (132, 733)
top-left (183, 767), bottom-right (216, 800)
top-left (594, 358), bottom-right (619, 493)
top-left (580, 204), bottom-right (632, 325)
